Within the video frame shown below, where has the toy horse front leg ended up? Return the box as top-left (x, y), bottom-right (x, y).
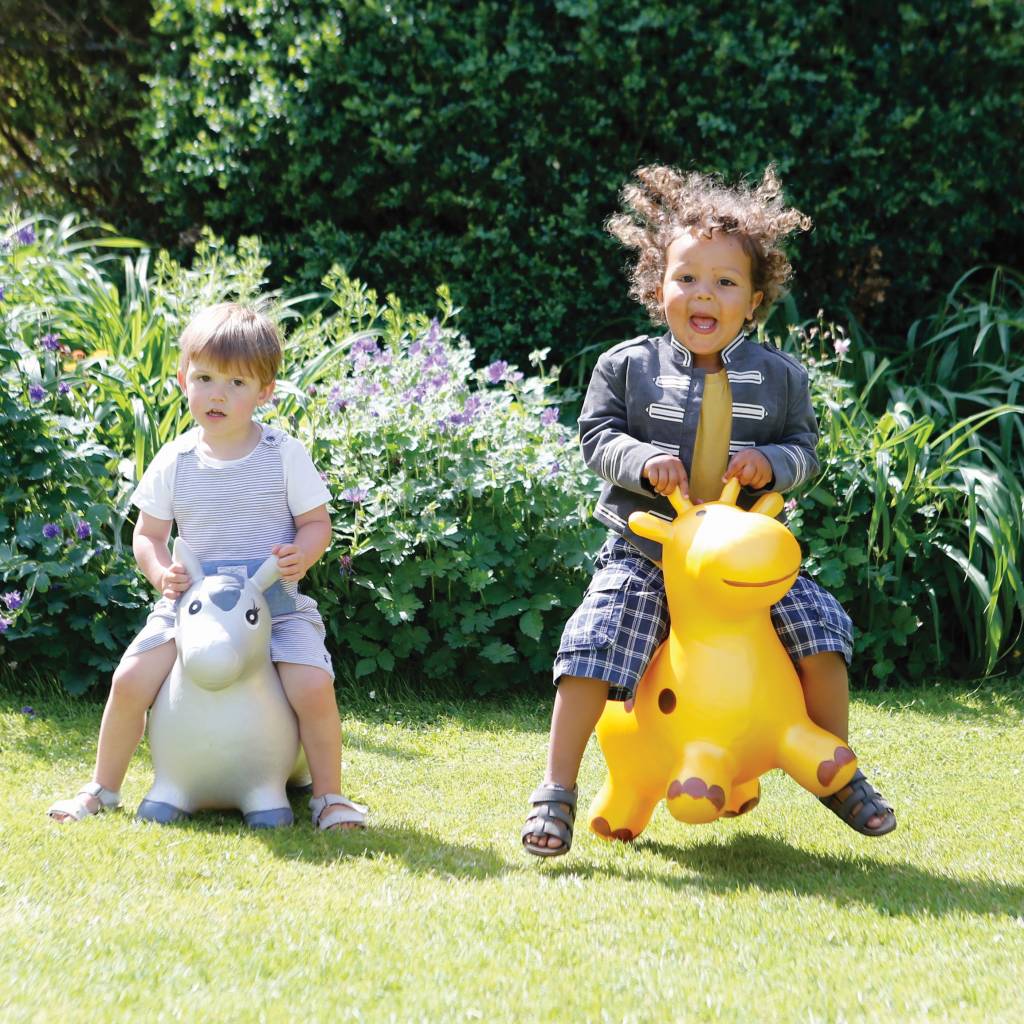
top-left (777, 719), bottom-right (858, 798)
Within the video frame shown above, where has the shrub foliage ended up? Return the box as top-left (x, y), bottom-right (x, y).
top-left (3, 2), bottom-right (1021, 364)
top-left (2, 217), bottom-right (1021, 693)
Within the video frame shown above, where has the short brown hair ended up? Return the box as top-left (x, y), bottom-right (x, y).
top-left (178, 302), bottom-right (282, 386)
top-left (606, 164), bottom-right (812, 325)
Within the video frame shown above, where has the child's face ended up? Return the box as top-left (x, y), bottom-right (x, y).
top-left (656, 229), bottom-right (763, 369)
top-left (178, 359), bottom-right (275, 439)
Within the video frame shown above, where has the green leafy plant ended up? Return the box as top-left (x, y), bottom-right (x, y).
top-left (296, 271), bottom-right (605, 693)
top-left (783, 312), bottom-right (1023, 683)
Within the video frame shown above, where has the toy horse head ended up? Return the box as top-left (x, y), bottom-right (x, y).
top-left (629, 479), bottom-right (800, 615)
top-left (171, 539), bottom-right (279, 692)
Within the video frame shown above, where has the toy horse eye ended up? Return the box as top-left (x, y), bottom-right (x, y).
top-left (245, 607), bottom-right (259, 627)
top-left (188, 600), bottom-right (202, 614)
top-left (696, 510), bottom-right (707, 517)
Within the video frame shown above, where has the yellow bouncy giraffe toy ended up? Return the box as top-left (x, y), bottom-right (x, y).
top-left (589, 479), bottom-right (858, 841)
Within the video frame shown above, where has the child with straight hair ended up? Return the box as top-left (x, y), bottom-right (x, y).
top-left (522, 165), bottom-right (895, 856)
top-left (48, 302), bottom-right (366, 830)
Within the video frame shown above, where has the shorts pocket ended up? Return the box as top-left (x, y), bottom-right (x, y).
top-left (558, 565), bottom-right (660, 652)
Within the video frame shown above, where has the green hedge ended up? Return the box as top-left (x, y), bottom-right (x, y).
top-left (4, 2), bottom-right (1021, 366)
top-left (135, 0), bottom-right (1023, 364)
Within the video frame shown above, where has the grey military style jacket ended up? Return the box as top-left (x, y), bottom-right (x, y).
top-left (580, 331), bottom-right (819, 562)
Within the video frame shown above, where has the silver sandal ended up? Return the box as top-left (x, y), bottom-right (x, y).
top-left (47, 782), bottom-right (122, 822)
top-left (309, 793), bottom-right (368, 830)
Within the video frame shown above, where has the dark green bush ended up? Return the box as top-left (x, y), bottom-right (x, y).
top-left (135, 0), bottom-right (1024, 364)
top-left (0, 1), bottom-right (150, 226)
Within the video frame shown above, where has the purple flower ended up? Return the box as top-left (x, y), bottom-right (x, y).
top-left (540, 407), bottom-right (559, 426)
top-left (485, 360), bottom-right (508, 384)
top-left (374, 349), bottom-right (393, 367)
top-left (338, 554), bottom-right (354, 577)
top-left (16, 226), bottom-right (36, 246)
top-left (350, 336), bottom-right (380, 360)
top-left (58, 381), bottom-right (71, 396)
top-left (2, 591), bottom-right (23, 611)
top-left (358, 379), bottom-right (382, 397)
top-left (548, 461), bottom-right (562, 477)
top-left (29, 384), bottom-right (46, 402)
top-left (409, 341), bottom-right (422, 357)
top-left (784, 498), bottom-right (798, 513)
top-left (508, 370), bottom-right (524, 384)
top-left (307, 385), bottom-right (318, 397)
top-left (76, 520), bottom-right (92, 540)
top-left (341, 487), bottom-right (369, 504)
top-left (0, 285), bottom-right (5, 301)
top-left (427, 373), bottom-right (449, 391)
top-left (834, 338), bottom-right (851, 359)
top-left (21, 705), bottom-right (35, 717)
top-left (0, 615), bottom-right (11, 633)
top-left (328, 385), bottom-right (350, 413)
top-left (42, 522), bottom-right (60, 539)
top-left (423, 348), bottom-right (449, 372)
top-left (425, 319), bottom-right (440, 348)
top-left (41, 333), bottom-right (61, 351)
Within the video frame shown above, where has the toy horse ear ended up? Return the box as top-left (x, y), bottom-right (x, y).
top-left (629, 511), bottom-right (672, 544)
top-left (172, 538), bottom-right (203, 583)
top-left (751, 492), bottom-right (785, 518)
top-left (251, 554), bottom-right (280, 594)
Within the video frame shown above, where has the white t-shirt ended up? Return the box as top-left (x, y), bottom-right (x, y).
top-left (132, 425), bottom-right (330, 522)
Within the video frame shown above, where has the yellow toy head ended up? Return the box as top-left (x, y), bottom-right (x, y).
top-left (628, 479), bottom-right (800, 612)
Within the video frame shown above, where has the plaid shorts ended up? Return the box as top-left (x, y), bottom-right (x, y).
top-left (553, 535), bottom-right (854, 701)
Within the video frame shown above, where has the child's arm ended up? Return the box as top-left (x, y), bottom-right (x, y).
top-left (725, 367), bottom-right (819, 494)
top-left (580, 353), bottom-right (676, 497)
top-left (133, 511), bottom-right (192, 599)
top-left (272, 505), bottom-right (331, 583)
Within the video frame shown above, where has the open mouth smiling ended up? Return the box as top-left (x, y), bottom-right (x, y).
top-left (723, 568), bottom-right (799, 588)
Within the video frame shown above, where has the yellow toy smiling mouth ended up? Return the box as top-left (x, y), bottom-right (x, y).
top-left (722, 567), bottom-right (799, 588)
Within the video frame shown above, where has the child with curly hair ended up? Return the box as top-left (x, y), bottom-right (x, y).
top-left (522, 165), bottom-right (896, 856)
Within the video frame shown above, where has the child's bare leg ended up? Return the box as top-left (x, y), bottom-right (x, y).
top-left (527, 674), bottom-right (609, 851)
top-left (49, 641), bottom-right (175, 821)
top-left (797, 652), bottom-right (849, 739)
top-left (276, 663), bottom-right (357, 830)
top-left (798, 652), bottom-right (886, 830)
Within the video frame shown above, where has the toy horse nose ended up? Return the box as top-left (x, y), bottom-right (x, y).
top-left (183, 643), bottom-right (243, 690)
top-left (210, 588), bottom-right (241, 611)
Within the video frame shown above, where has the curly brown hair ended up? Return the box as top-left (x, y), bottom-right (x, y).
top-left (606, 164), bottom-right (812, 326)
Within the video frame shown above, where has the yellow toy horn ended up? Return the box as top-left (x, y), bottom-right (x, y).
top-left (668, 488), bottom-right (693, 517)
top-left (719, 478), bottom-right (741, 507)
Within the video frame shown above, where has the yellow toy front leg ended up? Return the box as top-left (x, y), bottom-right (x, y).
top-left (588, 774), bottom-right (660, 842)
top-left (777, 720), bottom-right (858, 797)
top-left (665, 741), bottom-right (736, 824)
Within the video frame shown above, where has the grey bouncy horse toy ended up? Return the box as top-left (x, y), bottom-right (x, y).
top-left (137, 539), bottom-right (310, 827)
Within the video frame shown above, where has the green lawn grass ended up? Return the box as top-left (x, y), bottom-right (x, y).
top-left (2, 679), bottom-right (1023, 1023)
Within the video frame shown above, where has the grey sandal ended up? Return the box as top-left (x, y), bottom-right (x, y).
top-left (820, 769), bottom-right (897, 836)
top-left (522, 783), bottom-right (577, 857)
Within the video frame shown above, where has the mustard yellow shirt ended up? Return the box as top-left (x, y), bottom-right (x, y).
top-left (688, 370), bottom-right (732, 504)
